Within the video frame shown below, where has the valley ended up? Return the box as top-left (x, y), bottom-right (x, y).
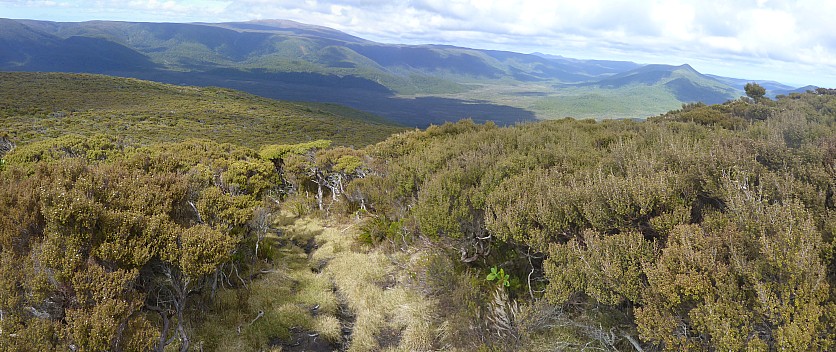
top-left (2, 18), bottom-right (813, 126)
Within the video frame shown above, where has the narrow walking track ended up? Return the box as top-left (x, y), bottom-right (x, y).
top-left (189, 212), bottom-right (459, 351)
top-left (273, 215), bottom-right (439, 352)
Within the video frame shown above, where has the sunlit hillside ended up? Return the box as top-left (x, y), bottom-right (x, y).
top-left (0, 72), bottom-right (404, 148)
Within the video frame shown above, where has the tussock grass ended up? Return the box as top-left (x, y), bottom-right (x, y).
top-left (311, 222), bottom-right (441, 352)
top-left (315, 315), bottom-right (343, 343)
top-left (193, 215), bottom-right (462, 352)
top-left (291, 270), bottom-right (339, 316)
top-left (194, 269), bottom-right (313, 351)
top-left (191, 216), bottom-right (343, 351)
top-left (309, 222), bottom-right (355, 263)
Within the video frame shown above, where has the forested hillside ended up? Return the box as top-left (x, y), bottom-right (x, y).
top-left (0, 87), bottom-right (834, 351)
top-left (3, 19), bottom-right (795, 124)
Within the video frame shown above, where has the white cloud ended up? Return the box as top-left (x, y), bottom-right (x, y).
top-left (650, 1), bottom-right (696, 41)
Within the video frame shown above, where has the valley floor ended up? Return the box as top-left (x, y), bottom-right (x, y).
top-left (400, 82), bottom-right (683, 121)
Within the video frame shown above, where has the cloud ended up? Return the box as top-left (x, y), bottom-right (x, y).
top-left (2, 0), bottom-right (231, 21)
top-left (255, 0), bottom-right (833, 86)
top-left (221, 1), bottom-right (832, 59)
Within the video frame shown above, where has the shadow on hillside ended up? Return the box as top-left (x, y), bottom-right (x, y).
top-left (129, 69), bottom-right (537, 128)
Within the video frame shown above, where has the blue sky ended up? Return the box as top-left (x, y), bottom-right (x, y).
top-left (2, 0), bottom-right (835, 87)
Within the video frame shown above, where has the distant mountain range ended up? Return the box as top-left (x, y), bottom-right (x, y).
top-left (0, 18), bottom-right (816, 126)
top-left (704, 75), bottom-right (816, 97)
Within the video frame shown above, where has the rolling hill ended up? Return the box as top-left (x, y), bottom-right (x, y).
top-left (0, 72), bottom-right (405, 148)
top-left (0, 18), bottom-right (810, 124)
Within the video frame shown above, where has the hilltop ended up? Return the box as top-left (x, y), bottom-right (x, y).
top-left (0, 72), bottom-right (405, 148)
top-left (1, 86), bottom-right (833, 351)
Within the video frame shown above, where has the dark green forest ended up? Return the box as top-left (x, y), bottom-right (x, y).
top-left (0, 78), bottom-right (835, 351)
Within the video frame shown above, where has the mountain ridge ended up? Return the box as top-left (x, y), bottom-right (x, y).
top-left (0, 18), bottom-right (811, 125)
top-left (571, 64), bottom-right (739, 104)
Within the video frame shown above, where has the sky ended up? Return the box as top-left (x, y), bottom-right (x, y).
top-left (2, 0), bottom-right (835, 87)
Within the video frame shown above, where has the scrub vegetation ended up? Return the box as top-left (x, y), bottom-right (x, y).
top-left (0, 72), bottom-right (404, 148)
top-left (1, 78), bottom-right (834, 351)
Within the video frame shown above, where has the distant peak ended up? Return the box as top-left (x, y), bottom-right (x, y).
top-left (246, 19), bottom-right (303, 26)
top-left (241, 19), bottom-right (350, 33)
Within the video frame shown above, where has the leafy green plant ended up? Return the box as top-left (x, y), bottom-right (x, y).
top-left (486, 266), bottom-right (511, 287)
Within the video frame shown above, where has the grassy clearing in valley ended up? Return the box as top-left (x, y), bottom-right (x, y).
top-left (529, 85), bottom-right (682, 119)
top-left (401, 81), bottom-right (683, 121)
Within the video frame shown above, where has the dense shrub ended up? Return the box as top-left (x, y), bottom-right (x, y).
top-left (0, 137), bottom-right (276, 351)
top-left (348, 91), bottom-right (836, 350)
